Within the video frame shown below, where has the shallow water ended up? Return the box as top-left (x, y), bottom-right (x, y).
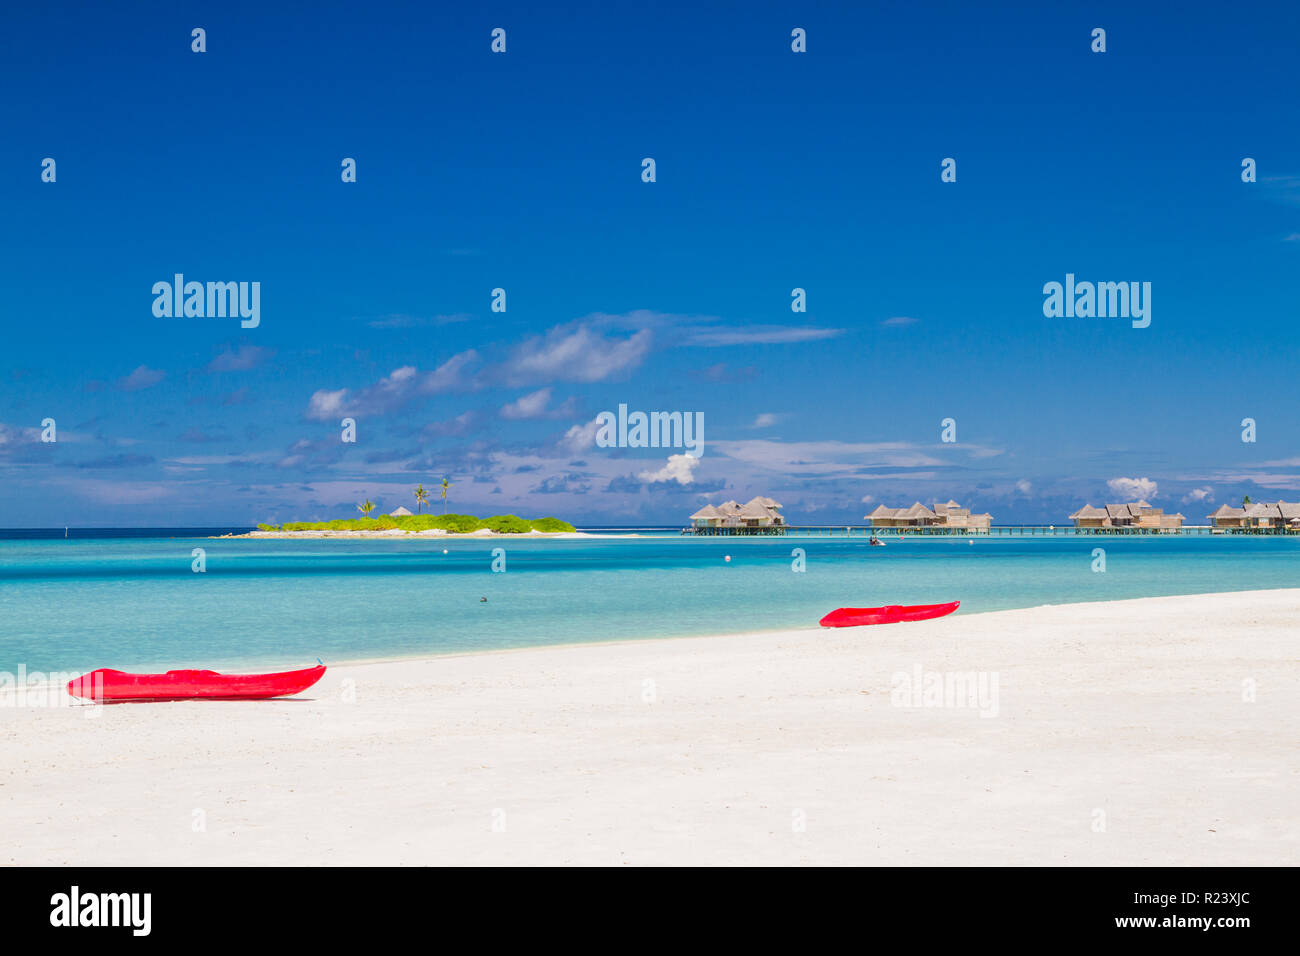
top-left (0, 534), bottom-right (1296, 671)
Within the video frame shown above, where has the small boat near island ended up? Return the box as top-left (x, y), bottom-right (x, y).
top-left (67, 664), bottom-right (326, 702)
top-left (819, 601), bottom-right (960, 627)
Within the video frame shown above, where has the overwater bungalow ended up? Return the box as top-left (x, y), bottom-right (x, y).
top-left (1206, 504), bottom-right (1246, 529)
top-left (689, 497), bottom-right (785, 534)
top-left (1068, 504), bottom-right (1110, 528)
top-left (689, 503), bottom-right (723, 527)
top-left (1070, 501), bottom-right (1184, 531)
top-left (865, 500), bottom-right (992, 532)
top-left (1243, 501), bottom-right (1300, 529)
top-left (1244, 502), bottom-right (1283, 529)
top-left (1208, 501), bottom-right (1300, 532)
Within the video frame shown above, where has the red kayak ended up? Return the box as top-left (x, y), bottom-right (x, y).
top-left (66, 664), bottom-right (326, 702)
top-left (819, 601), bottom-right (959, 628)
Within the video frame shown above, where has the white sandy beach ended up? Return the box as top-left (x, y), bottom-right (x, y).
top-left (2, 590), bottom-right (1297, 866)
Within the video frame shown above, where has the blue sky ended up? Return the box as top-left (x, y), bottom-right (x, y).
top-left (2, 1), bottom-right (1298, 526)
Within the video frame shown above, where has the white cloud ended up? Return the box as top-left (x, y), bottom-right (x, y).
top-left (0, 423), bottom-right (40, 447)
top-left (303, 366), bottom-right (416, 420)
top-left (1183, 486), bottom-right (1213, 503)
top-left (1107, 476), bottom-right (1158, 500)
top-left (1239, 474), bottom-right (1300, 489)
top-left (68, 478), bottom-right (175, 505)
top-left (421, 411), bottom-right (476, 437)
top-left (860, 494), bottom-right (874, 504)
top-left (1015, 479), bottom-right (1032, 494)
top-left (1175, 470), bottom-right (1300, 491)
top-left (501, 388), bottom-right (554, 420)
top-left (165, 454), bottom-right (274, 466)
top-left (750, 413), bottom-right (779, 428)
top-left (686, 325), bottom-right (843, 346)
top-left (367, 313), bottom-right (472, 329)
top-left (419, 350), bottom-right (479, 394)
top-left (304, 355), bottom-right (478, 422)
top-left (370, 365), bottom-right (418, 401)
top-left (305, 388), bottom-right (349, 421)
top-left (500, 323), bottom-right (650, 385)
top-left (118, 366), bottom-right (165, 391)
top-left (277, 480), bottom-right (415, 509)
top-left (208, 345), bottom-right (273, 372)
top-left (638, 453), bottom-right (700, 485)
top-left (561, 417), bottom-right (602, 453)
top-left (713, 439), bottom-right (946, 476)
top-left (881, 316), bottom-right (919, 327)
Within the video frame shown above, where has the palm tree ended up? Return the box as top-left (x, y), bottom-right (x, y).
top-left (441, 477), bottom-right (451, 514)
top-left (414, 484), bottom-right (429, 513)
top-left (358, 498), bottom-right (375, 517)
top-left (1242, 495), bottom-right (1252, 508)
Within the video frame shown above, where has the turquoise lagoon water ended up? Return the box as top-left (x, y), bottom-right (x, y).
top-left (0, 534), bottom-right (1297, 672)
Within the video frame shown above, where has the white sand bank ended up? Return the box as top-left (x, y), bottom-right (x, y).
top-left (2, 590), bottom-right (1297, 866)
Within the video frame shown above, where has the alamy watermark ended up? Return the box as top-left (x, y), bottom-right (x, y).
top-left (50, 886), bottom-right (151, 936)
top-left (152, 274), bottom-right (260, 328)
top-left (891, 664), bottom-right (1000, 717)
top-left (1043, 273), bottom-right (1150, 328)
top-left (595, 404), bottom-right (704, 456)
top-left (1, 665), bottom-right (90, 709)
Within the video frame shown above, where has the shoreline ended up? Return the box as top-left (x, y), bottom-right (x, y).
top-left (124, 585), bottom-right (1300, 671)
top-left (4, 588), bottom-right (1297, 865)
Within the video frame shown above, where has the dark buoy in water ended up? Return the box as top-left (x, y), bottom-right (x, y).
top-left (480, 596), bottom-right (487, 603)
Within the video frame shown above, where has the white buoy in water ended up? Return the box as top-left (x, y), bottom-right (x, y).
top-left (724, 555), bottom-right (731, 563)
top-left (443, 549), bottom-right (448, 554)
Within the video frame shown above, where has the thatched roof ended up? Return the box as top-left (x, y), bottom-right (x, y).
top-left (739, 501), bottom-right (775, 519)
top-left (390, 506), bottom-right (414, 516)
top-left (690, 504), bottom-right (721, 520)
top-left (1070, 504), bottom-right (1108, 519)
top-left (867, 500), bottom-right (990, 523)
top-left (1207, 504), bottom-right (1245, 518)
top-left (898, 502), bottom-right (936, 520)
top-left (1211, 501), bottom-right (1300, 521)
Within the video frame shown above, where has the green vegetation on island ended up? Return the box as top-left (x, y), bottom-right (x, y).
top-left (255, 513), bottom-right (576, 534)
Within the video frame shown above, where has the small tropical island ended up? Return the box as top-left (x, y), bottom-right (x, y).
top-left (241, 513), bottom-right (578, 537)
top-left (230, 480), bottom-right (580, 538)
